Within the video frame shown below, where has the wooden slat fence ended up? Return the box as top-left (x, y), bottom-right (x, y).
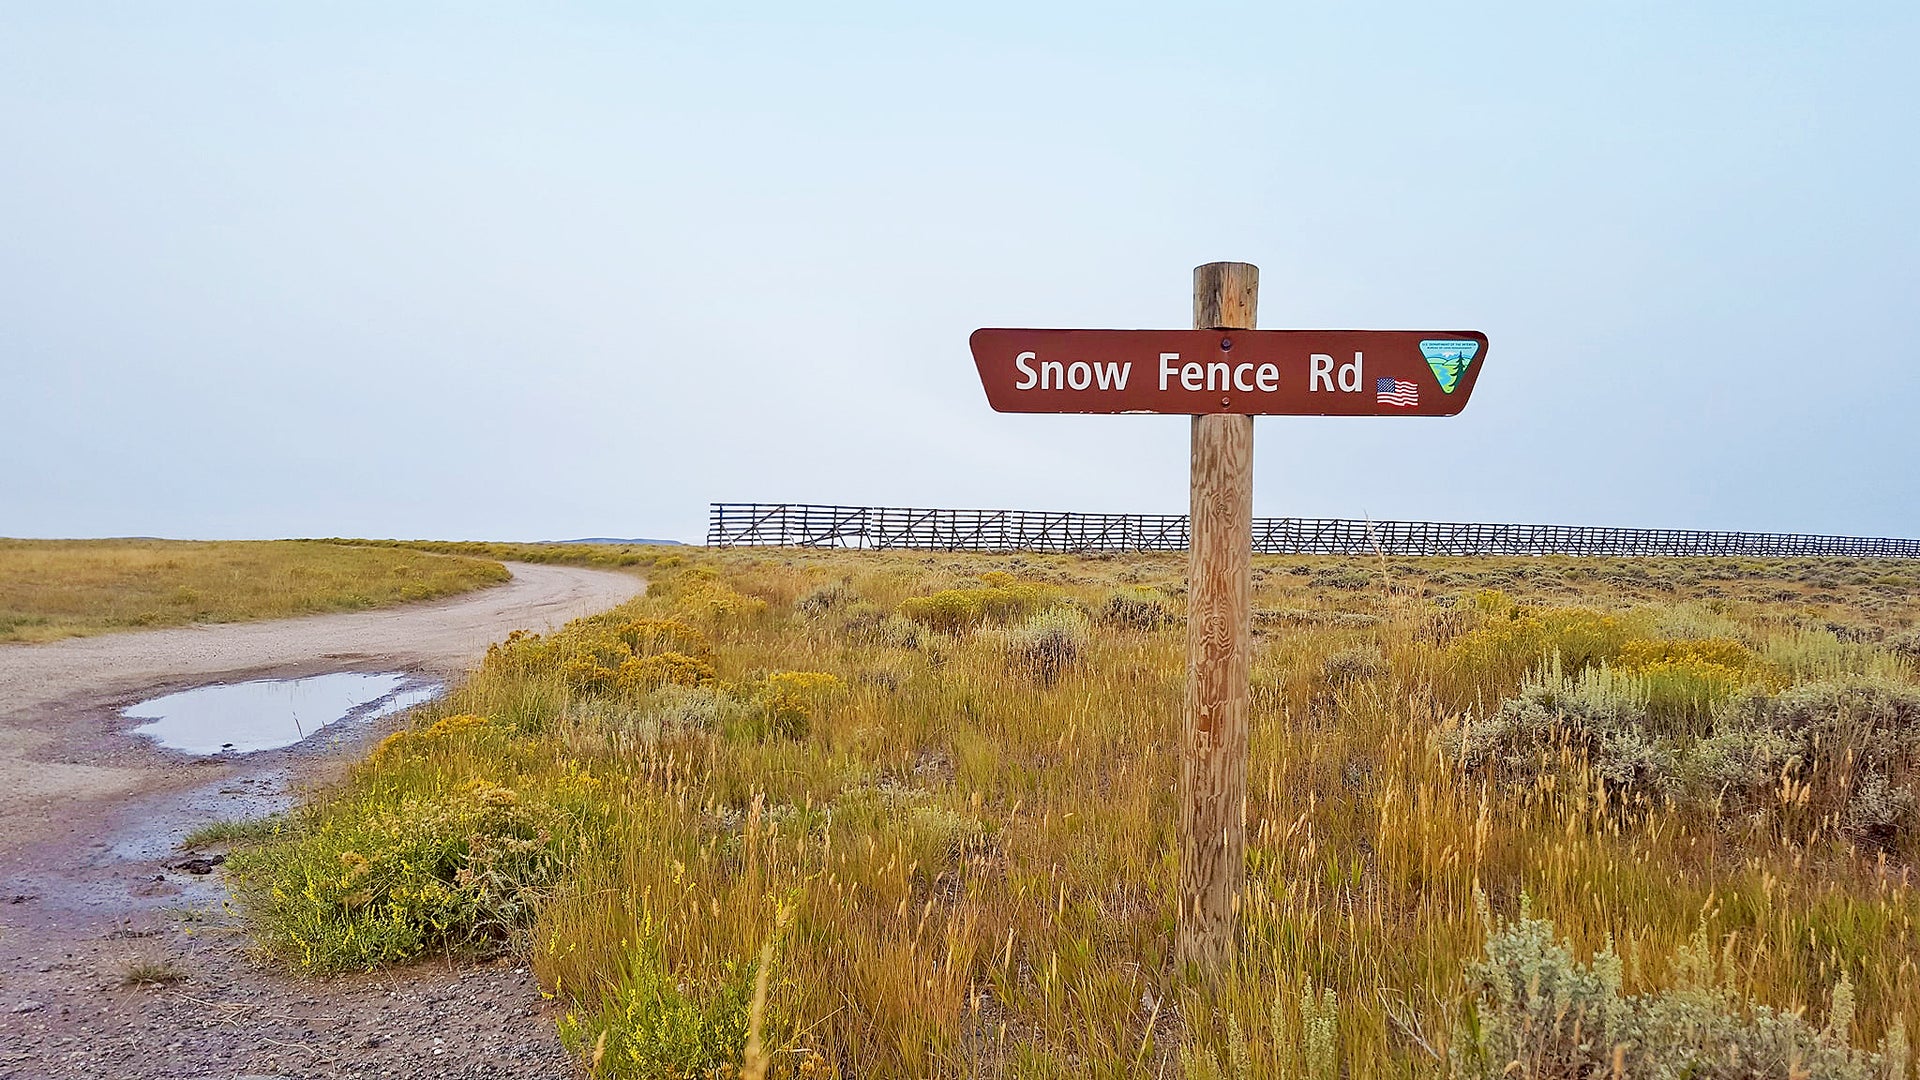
top-left (707, 503), bottom-right (1920, 558)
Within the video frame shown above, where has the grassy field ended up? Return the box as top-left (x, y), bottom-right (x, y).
top-left (325, 537), bottom-right (666, 570)
top-left (226, 548), bottom-right (1920, 1077)
top-left (0, 539), bottom-right (510, 642)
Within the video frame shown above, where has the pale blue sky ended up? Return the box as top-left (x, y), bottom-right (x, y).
top-left (4, 3), bottom-right (1916, 542)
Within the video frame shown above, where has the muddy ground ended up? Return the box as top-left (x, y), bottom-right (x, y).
top-left (0, 563), bottom-right (644, 1079)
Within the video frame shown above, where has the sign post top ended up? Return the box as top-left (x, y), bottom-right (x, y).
top-left (970, 328), bottom-right (1487, 416)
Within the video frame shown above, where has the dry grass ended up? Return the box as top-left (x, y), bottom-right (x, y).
top-left (120, 956), bottom-right (186, 988)
top-left (230, 547), bottom-right (1920, 1077)
top-left (328, 537), bottom-right (670, 570)
top-left (0, 539), bottom-right (509, 642)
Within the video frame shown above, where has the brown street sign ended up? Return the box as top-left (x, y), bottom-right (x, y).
top-left (970, 328), bottom-right (1487, 416)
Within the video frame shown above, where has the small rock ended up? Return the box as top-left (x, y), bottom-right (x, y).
top-left (11, 999), bottom-right (46, 1013)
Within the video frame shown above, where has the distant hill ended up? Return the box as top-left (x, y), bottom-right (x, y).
top-left (555, 537), bottom-right (685, 546)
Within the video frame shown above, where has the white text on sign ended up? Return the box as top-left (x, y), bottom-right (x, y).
top-left (1155, 354), bottom-right (1283, 393)
top-left (1308, 353), bottom-right (1363, 392)
top-left (1012, 352), bottom-right (1372, 396)
top-left (1012, 351), bottom-right (1134, 391)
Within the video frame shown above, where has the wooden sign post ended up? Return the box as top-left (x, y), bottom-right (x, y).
top-left (969, 265), bottom-right (1487, 969)
top-left (1182, 262), bottom-right (1257, 969)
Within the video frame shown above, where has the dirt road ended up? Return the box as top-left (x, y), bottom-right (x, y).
top-left (0, 559), bottom-right (642, 716)
top-left (0, 561), bottom-right (643, 824)
top-left (0, 561), bottom-right (644, 1079)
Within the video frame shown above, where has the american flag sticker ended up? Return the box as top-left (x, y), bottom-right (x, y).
top-left (1376, 377), bottom-right (1418, 407)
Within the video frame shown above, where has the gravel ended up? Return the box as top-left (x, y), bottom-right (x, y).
top-left (0, 563), bottom-right (641, 1079)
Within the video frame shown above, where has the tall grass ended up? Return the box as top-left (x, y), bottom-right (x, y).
top-left (229, 549), bottom-right (1920, 1077)
top-left (0, 538), bottom-right (509, 642)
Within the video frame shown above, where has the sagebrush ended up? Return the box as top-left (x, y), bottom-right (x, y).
top-left (225, 548), bottom-right (1920, 1076)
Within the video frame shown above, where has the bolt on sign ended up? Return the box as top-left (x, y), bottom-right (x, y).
top-left (971, 264), bottom-right (1486, 972)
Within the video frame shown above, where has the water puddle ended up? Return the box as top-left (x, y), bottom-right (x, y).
top-left (123, 672), bottom-right (444, 755)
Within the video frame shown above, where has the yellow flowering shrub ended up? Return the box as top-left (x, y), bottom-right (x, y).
top-left (1467, 588), bottom-right (1519, 617)
top-left (1448, 606), bottom-right (1632, 684)
top-left (756, 671), bottom-right (843, 738)
top-left (372, 712), bottom-right (497, 763)
top-left (1607, 639), bottom-right (1769, 723)
top-left (614, 651), bottom-right (717, 693)
top-left (616, 618), bottom-right (710, 658)
top-left (561, 616), bottom-right (719, 694)
top-left (898, 580), bottom-right (1062, 633)
top-left (671, 572), bottom-right (768, 623)
top-left (1616, 637), bottom-right (1758, 673)
top-left (482, 628), bottom-right (557, 673)
top-left (1634, 656), bottom-right (1752, 724)
top-left (425, 712), bottom-right (491, 738)
top-left (562, 656), bottom-right (619, 692)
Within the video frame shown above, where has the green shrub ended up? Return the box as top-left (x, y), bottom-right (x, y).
top-left (228, 778), bottom-right (574, 972)
top-left (839, 602), bottom-right (922, 649)
top-left (1455, 898), bottom-right (1903, 1079)
top-left (1297, 985), bottom-right (1339, 1080)
top-left (1181, 1018), bottom-right (1253, 1080)
top-left (643, 683), bottom-right (734, 735)
top-left (1309, 567), bottom-right (1375, 591)
top-left (1255, 608), bottom-right (1382, 630)
top-left (558, 942), bottom-right (763, 1080)
top-left (795, 580), bottom-right (857, 617)
top-left (1097, 587), bottom-right (1175, 631)
top-left (1764, 628), bottom-right (1910, 683)
top-left (1456, 662), bottom-right (1673, 793)
top-left (1003, 608), bottom-right (1092, 686)
top-left (181, 814), bottom-right (283, 848)
top-left (1459, 668), bottom-right (1920, 846)
top-left (1887, 627), bottom-right (1920, 662)
top-left (1701, 677), bottom-right (1920, 845)
top-left (1321, 646), bottom-right (1385, 687)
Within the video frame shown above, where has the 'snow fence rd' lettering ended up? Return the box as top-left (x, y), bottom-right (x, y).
top-left (970, 328), bottom-right (1487, 416)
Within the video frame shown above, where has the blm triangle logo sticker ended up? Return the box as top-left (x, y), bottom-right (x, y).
top-left (1420, 339), bottom-right (1479, 394)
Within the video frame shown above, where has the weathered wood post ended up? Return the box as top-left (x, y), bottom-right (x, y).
top-left (1179, 261), bottom-right (1257, 970)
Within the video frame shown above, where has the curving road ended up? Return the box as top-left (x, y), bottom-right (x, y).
top-left (0, 561), bottom-right (643, 713)
top-left (0, 560), bottom-right (645, 818)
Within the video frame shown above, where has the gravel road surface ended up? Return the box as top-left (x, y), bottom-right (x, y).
top-left (0, 560), bottom-right (645, 1079)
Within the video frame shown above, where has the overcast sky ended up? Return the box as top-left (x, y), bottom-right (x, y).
top-left (4, 3), bottom-right (1916, 543)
